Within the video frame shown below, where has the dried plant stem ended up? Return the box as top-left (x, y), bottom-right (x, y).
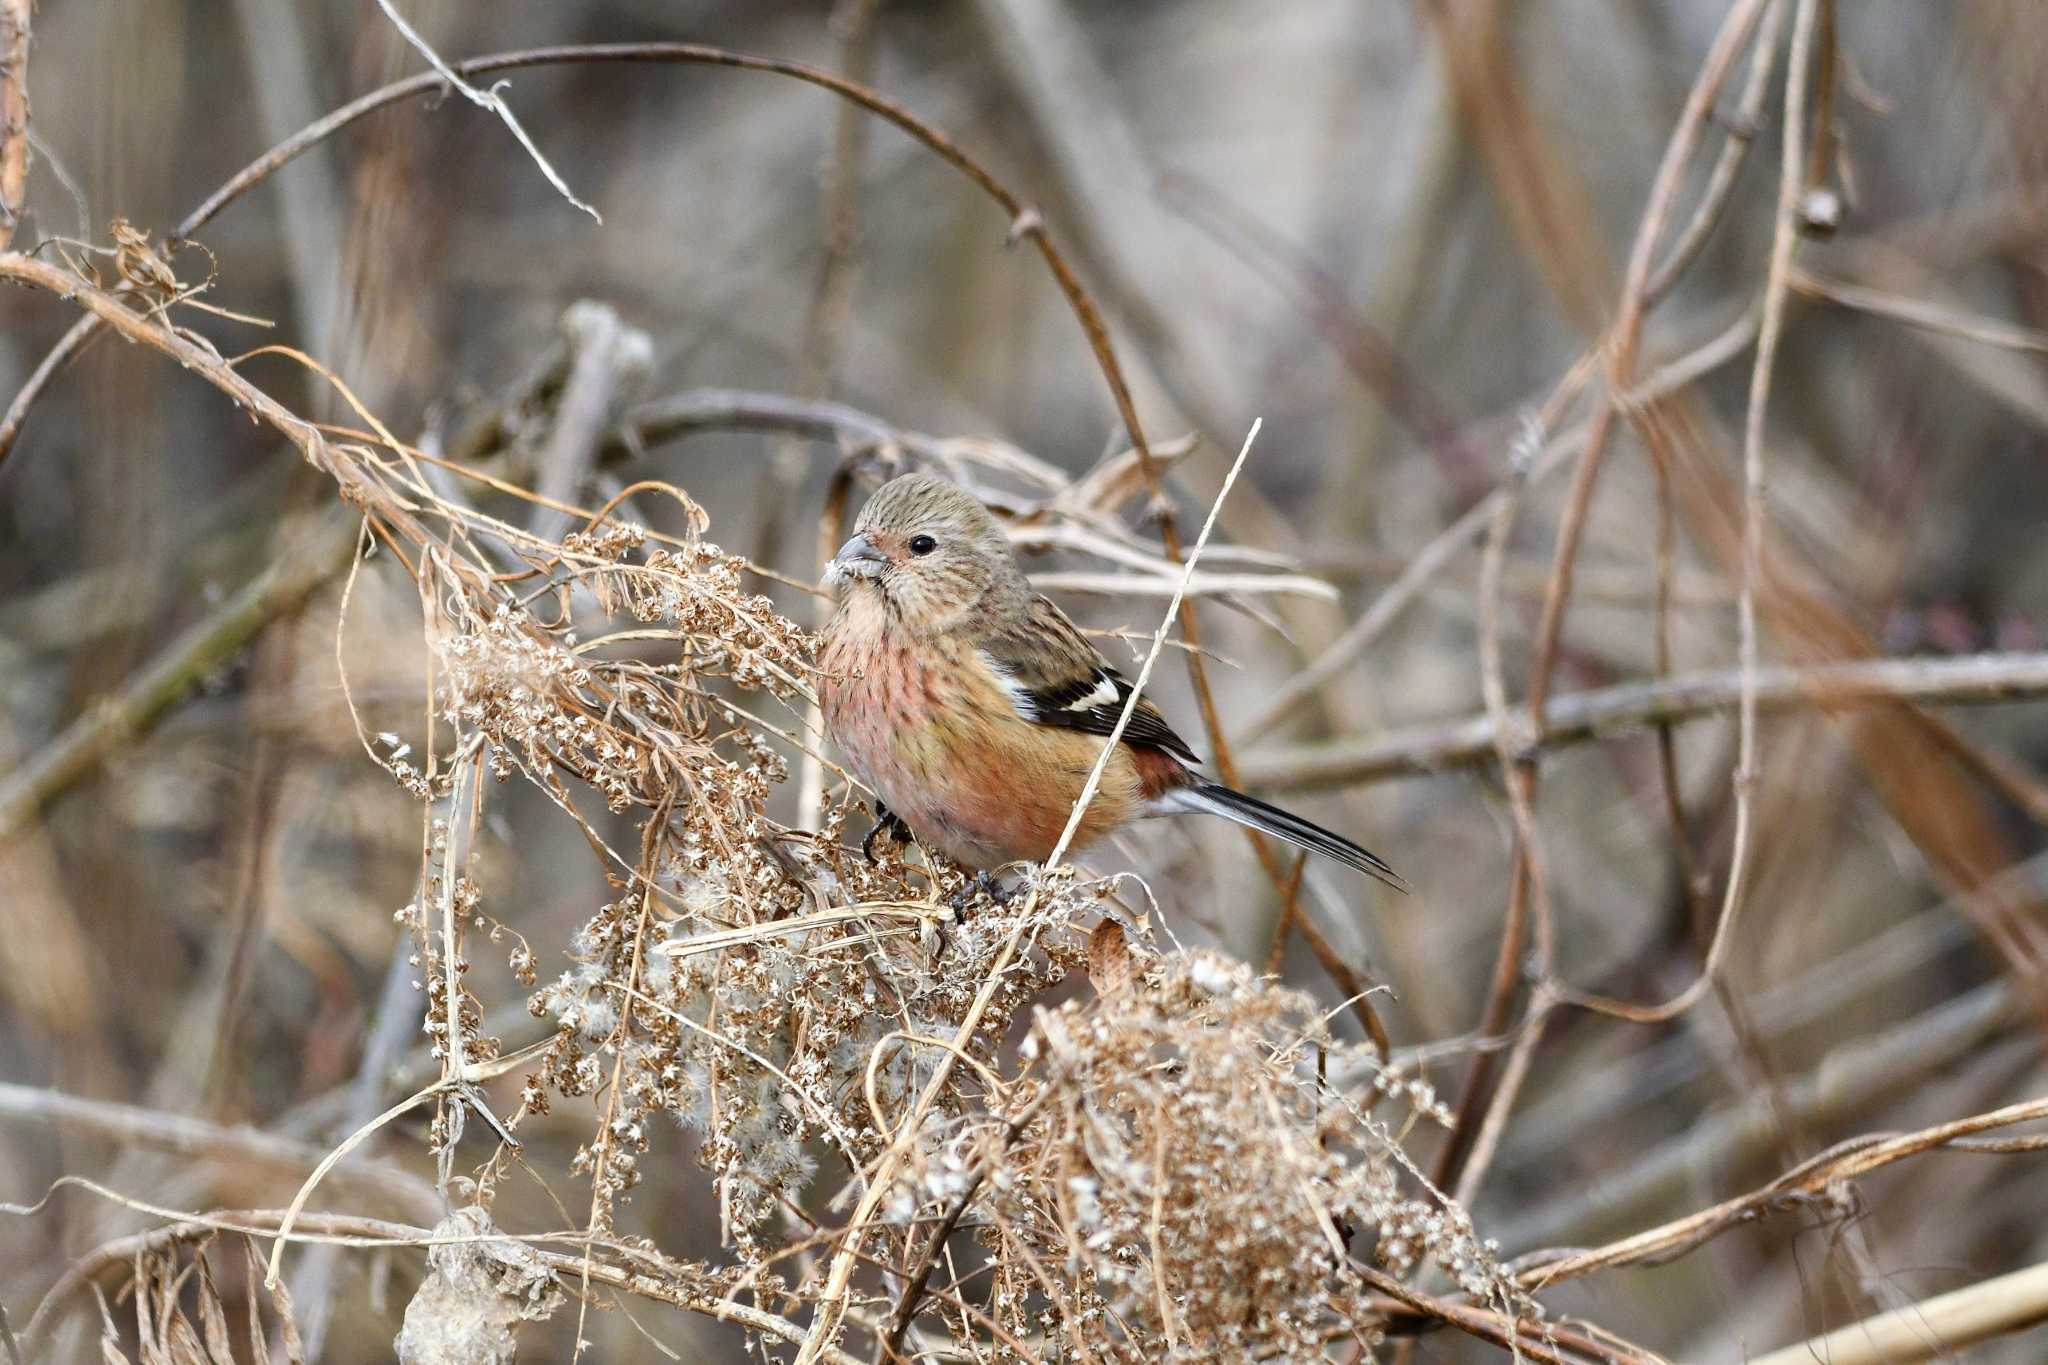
top-left (0, 41), bottom-right (1109, 476)
top-left (1424, 1), bottom-right (1782, 1196)
top-left (371, 0), bottom-right (600, 222)
top-left (0, 1082), bottom-right (437, 1220)
top-left (1520, 1093), bottom-right (2048, 1288)
top-left (1357, 1267), bottom-right (1588, 1365)
top-left (574, 811), bottom-right (666, 1349)
top-left (1646, 0), bottom-right (1787, 301)
top-left (1557, 0), bottom-right (1822, 1028)
top-left (1747, 1257), bottom-right (2048, 1365)
top-left (1235, 300), bottom-right (1761, 747)
top-left (1444, 447), bottom-right (1559, 1206)
top-left (1524, 0), bottom-right (1772, 729)
top-left (0, 312), bottom-right (99, 472)
top-left (261, 1083), bottom-right (448, 1290)
top-left (875, 1088), bottom-right (1051, 1361)
top-left (1237, 650), bottom-right (2048, 792)
top-left (1790, 265), bottom-right (2048, 353)
top-left (1499, 975), bottom-right (2020, 1255)
top-left (779, 0), bottom-right (880, 835)
top-left (23, 1204), bottom-right (869, 1365)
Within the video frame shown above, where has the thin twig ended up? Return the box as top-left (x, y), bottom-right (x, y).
top-left (371, 0), bottom-right (601, 222)
top-left (1555, 0), bottom-right (1824, 1028)
top-left (1790, 265), bottom-right (2048, 353)
top-left (1444, 432), bottom-right (1559, 1207)
top-left (1747, 1258), bottom-right (2048, 1365)
top-left (1356, 1267), bottom-right (1585, 1365)
top-left (1425, 11), bottom-right (1786, 1180)
top-left (0, 307), bottom-right (97, 471)
top-left (0, 1083), bottom-right (438, 1221)
top-left (1525, 0), bottom-right (1773, 729)
top-left (18, 1203), bottom-right (867, 1365)
top-left (875, 1090), bottom-right (1050, 1362)
top-left (1646, 0), bottom-right (1787, 300)
top-left (1, 40), bottom-right (1124, 484)
top-left (1234, 301), bottom-right (1762, 747)
top-left (1519, 1093), bottom-right (2048, 1288)
top-left (1236, 650), bottom-right (2048, 791)
top-left (1497, 976), bottom-right (2021, 1255)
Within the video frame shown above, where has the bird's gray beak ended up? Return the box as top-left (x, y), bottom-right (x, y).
top-left (827, 531), bottom-right (888, 584)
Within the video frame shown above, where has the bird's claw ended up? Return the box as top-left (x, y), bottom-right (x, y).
top-left (946, 868), bottom-right (1031, 922)
top-left (861, 804), bottom-right (911, 864)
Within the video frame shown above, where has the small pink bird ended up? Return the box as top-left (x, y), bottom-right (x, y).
top-left (817, 473), bottom-right (1405, 891)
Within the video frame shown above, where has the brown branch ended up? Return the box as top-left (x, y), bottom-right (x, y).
top-left (1524, 0), bottom-right (1773, 728)
top-left (1440, 447), bottom-right (1559, 1205)
top-left (1791, 265), bottom-right (2048, 353)
top-left (876, 1092), bottom-right (1048, 1363)
top-left (1518, 1093), bottom-right (2048, 1289)
top-left (19, 1207), bottom-right (864, 1365)
top-left (0, 35), bottom-right (1250, 868)
top-left (1646, 0), bottom-right (1788, 300)
top-left (1497, 971), bottom-right (2023, 1254)
top-left (1430, 6), bottom-right (1784, 1194)
top-left (1234, 298), bottom-right (1762, 748)
top-left (2, 42), bottom-right (1151, 496)
top-left (0, 1083), bottom-right (438, 1222)
top-left (1236, 651), bottom-right (2048, 793)
top-left (1577, 0), bottom-right (1824, 1029)
top-left (1356, 1266), bottom-right (1611, 1365)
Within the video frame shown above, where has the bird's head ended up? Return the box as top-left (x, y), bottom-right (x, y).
top-left (826, 472), bottom-right (1027, 632)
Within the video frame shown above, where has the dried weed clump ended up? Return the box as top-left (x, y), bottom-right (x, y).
top-left (944, 947), bottom-right (1522, 1362)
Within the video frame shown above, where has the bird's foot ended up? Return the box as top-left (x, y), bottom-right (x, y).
top-left (947, 869), bottom-right (1011, 920)
top-left (945, 867), bottom-right (1034, 921)
top-left (861, 804), bottom-right (912, 864)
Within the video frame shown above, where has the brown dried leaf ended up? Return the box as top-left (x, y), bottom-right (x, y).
top-left (266, 1274), bottom-right (305, 1365)
top-left (241, 1242), bottom-right (267, 1365)
top-left (1087, 917), bottom-right (1135, 997)
top-left (165, 1315), bottom-right (210, 1365)
top-left (194, 1252), bottom-right (235, 1365)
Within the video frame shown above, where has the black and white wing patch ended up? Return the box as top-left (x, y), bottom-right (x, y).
top-left (978, 596), bottom-right (1201, 765)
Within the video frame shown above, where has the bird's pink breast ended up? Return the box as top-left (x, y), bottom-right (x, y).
top-left (818, 611), bottom-right (1142, 868)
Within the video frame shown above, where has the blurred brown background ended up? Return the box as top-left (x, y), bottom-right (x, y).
top-left (3, 1), bottom-right (2048, 1360)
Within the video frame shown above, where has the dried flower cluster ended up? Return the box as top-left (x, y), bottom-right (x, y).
top-left (887, 948), bottom-right (1527, 1362)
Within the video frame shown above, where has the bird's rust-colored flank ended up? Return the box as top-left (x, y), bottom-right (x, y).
top-left (818, 472), bottom-right (1405, 888)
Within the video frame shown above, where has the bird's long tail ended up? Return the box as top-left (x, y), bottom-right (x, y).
top-left (1165, 783), bottom-right (1408, 892)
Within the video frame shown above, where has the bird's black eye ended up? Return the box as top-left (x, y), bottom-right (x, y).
top-left (908, 534), bottom-right (937, 556)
